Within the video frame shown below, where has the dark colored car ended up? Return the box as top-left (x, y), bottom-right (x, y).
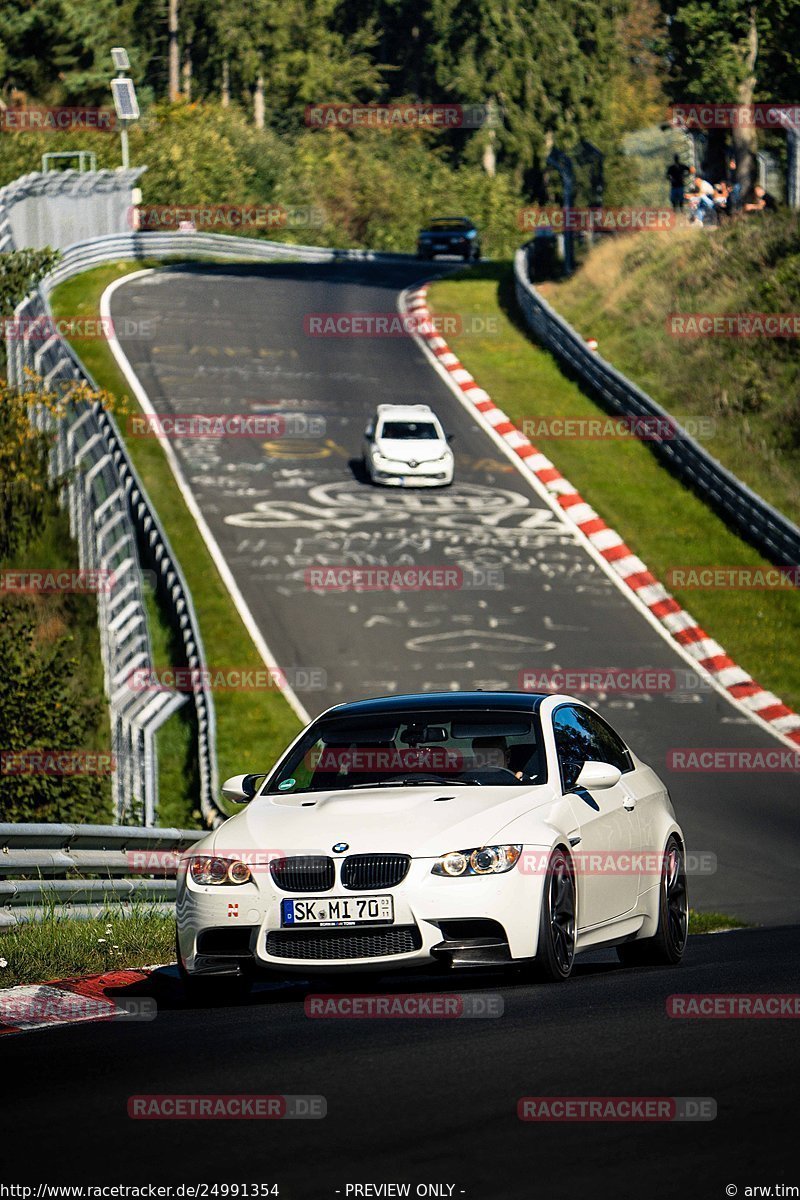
top-left (417, 217), bottom-right (481, 262)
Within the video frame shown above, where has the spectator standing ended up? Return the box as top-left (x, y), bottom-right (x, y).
top-left (727, 158), bottom-right (743, 214)
top-left (666, 154), bottom-right (690, 211)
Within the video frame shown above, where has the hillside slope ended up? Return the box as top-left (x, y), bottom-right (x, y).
top-left (539, 214), bottom-right (800, 525)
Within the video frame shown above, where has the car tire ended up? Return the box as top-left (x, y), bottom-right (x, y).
top-left (616, 836), bottom-right (688, 967)
top-left (531, 847), bottom-right (576, 982)
top-left (176, 931), bottom-right (253, 1005)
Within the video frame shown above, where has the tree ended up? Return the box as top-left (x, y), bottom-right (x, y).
top-left (0, 603), bottom-right (109, 823)
top-left (0, 0), bottom-right (132, 103)
top-left (211, 0), bottom-right (383, 126)
top-left (660, 0), bottom-right (800, 194)
top-left (0, 247), bottom-right (60, 317)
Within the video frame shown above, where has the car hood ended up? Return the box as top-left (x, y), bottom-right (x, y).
top-left (210, 783), bottom-right (559, 858)
top-left (374, 438), bottom-right (447, 463)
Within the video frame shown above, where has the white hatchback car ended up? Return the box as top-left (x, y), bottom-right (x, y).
top-left (176, 691), bottom-right (688, 1000)
top-left (363, 404), bottom-right (454, 487)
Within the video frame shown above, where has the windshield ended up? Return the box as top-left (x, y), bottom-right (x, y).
top-left (266, 709), bottom-right (546, 794)
top-left (426, 220), bottom-right (471, 232)
top-left (379, 421), bottom-right (440, 441)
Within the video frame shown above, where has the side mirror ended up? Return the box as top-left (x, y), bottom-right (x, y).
top-left (446, 433), bottom-right (455, 443)
top-left (573, 761), bottom-right (622, 792)
top-left (221, 773), bottom-right (264, 804)
top-left (364, 429), bottom-right (375, 442)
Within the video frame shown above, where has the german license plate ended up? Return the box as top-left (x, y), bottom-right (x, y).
top-left (281, 895), bottom-right (394, 927)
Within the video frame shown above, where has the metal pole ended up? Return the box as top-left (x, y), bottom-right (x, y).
top-left (120, 121), bottom-right (130, 169)
top-left (783, 127), bottom-right (800, 209)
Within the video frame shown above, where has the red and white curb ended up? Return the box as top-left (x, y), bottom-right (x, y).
top-left (403, 284), bottom-right (800, 750)
top-left (0, 968), bottom-right (157, 1035)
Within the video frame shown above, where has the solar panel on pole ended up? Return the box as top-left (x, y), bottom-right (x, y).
top-left (111, 78), bottom-right (140, 122)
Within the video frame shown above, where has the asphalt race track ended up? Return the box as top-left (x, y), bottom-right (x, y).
top-left (2, 928), bottom-right (799, 1198)
top-left (106, 261), bottom-right (799, 925)
top-left (2, 259), bottom-right (799, 1200)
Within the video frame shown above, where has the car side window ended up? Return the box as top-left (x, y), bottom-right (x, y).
top-left (553, 705), bottom-right (632, 791)
top-left (580, 709), bottom-right (633, 775)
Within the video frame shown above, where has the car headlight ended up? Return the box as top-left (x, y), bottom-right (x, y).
top-left (189, 856), bottom-right (252, 886)
top-left (431, 845), bottom-right (522, 876)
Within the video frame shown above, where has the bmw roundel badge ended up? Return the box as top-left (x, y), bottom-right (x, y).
top-left (332, 842), bottom-right (349, 853)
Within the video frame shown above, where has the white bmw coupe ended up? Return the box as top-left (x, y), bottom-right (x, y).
top-left (176, 691), bottom-right (688, 998)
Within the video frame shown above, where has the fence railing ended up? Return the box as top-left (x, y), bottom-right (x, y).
top-left (0, 823), bottom-right (204, 927)
top-left (39, 229), bottom-right (406, 290)
top-left (514, 248), bottom-right (800, 567)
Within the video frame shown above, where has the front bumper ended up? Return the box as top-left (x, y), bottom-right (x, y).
top-left (177, 856), bottom-right (542, 976)
top-left (417, 240), bottom-right (471, 258)
top-left (368, 459), bottom-right (454, 488)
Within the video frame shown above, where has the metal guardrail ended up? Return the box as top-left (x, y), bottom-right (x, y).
top-left (0, 823), bottom-right (204, 927)
top-left (514, 248), bottom-right (800, 567)
top-left (39, 229), bottom-right (409, 288)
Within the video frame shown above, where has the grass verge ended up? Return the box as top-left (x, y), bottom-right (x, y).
top-left (538, 217), bottom-right (800, 525)
top-left (49, 261), bottom-right (302, 824)
top-left (428, 262), bottom-right (800, 713)
top-left (688, 909), bottom-right (748, 934)
top-left (0, 905), bottom-right (175, 988)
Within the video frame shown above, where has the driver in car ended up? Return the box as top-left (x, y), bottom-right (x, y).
top-left (470, 736), bottom-right (537, 781)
